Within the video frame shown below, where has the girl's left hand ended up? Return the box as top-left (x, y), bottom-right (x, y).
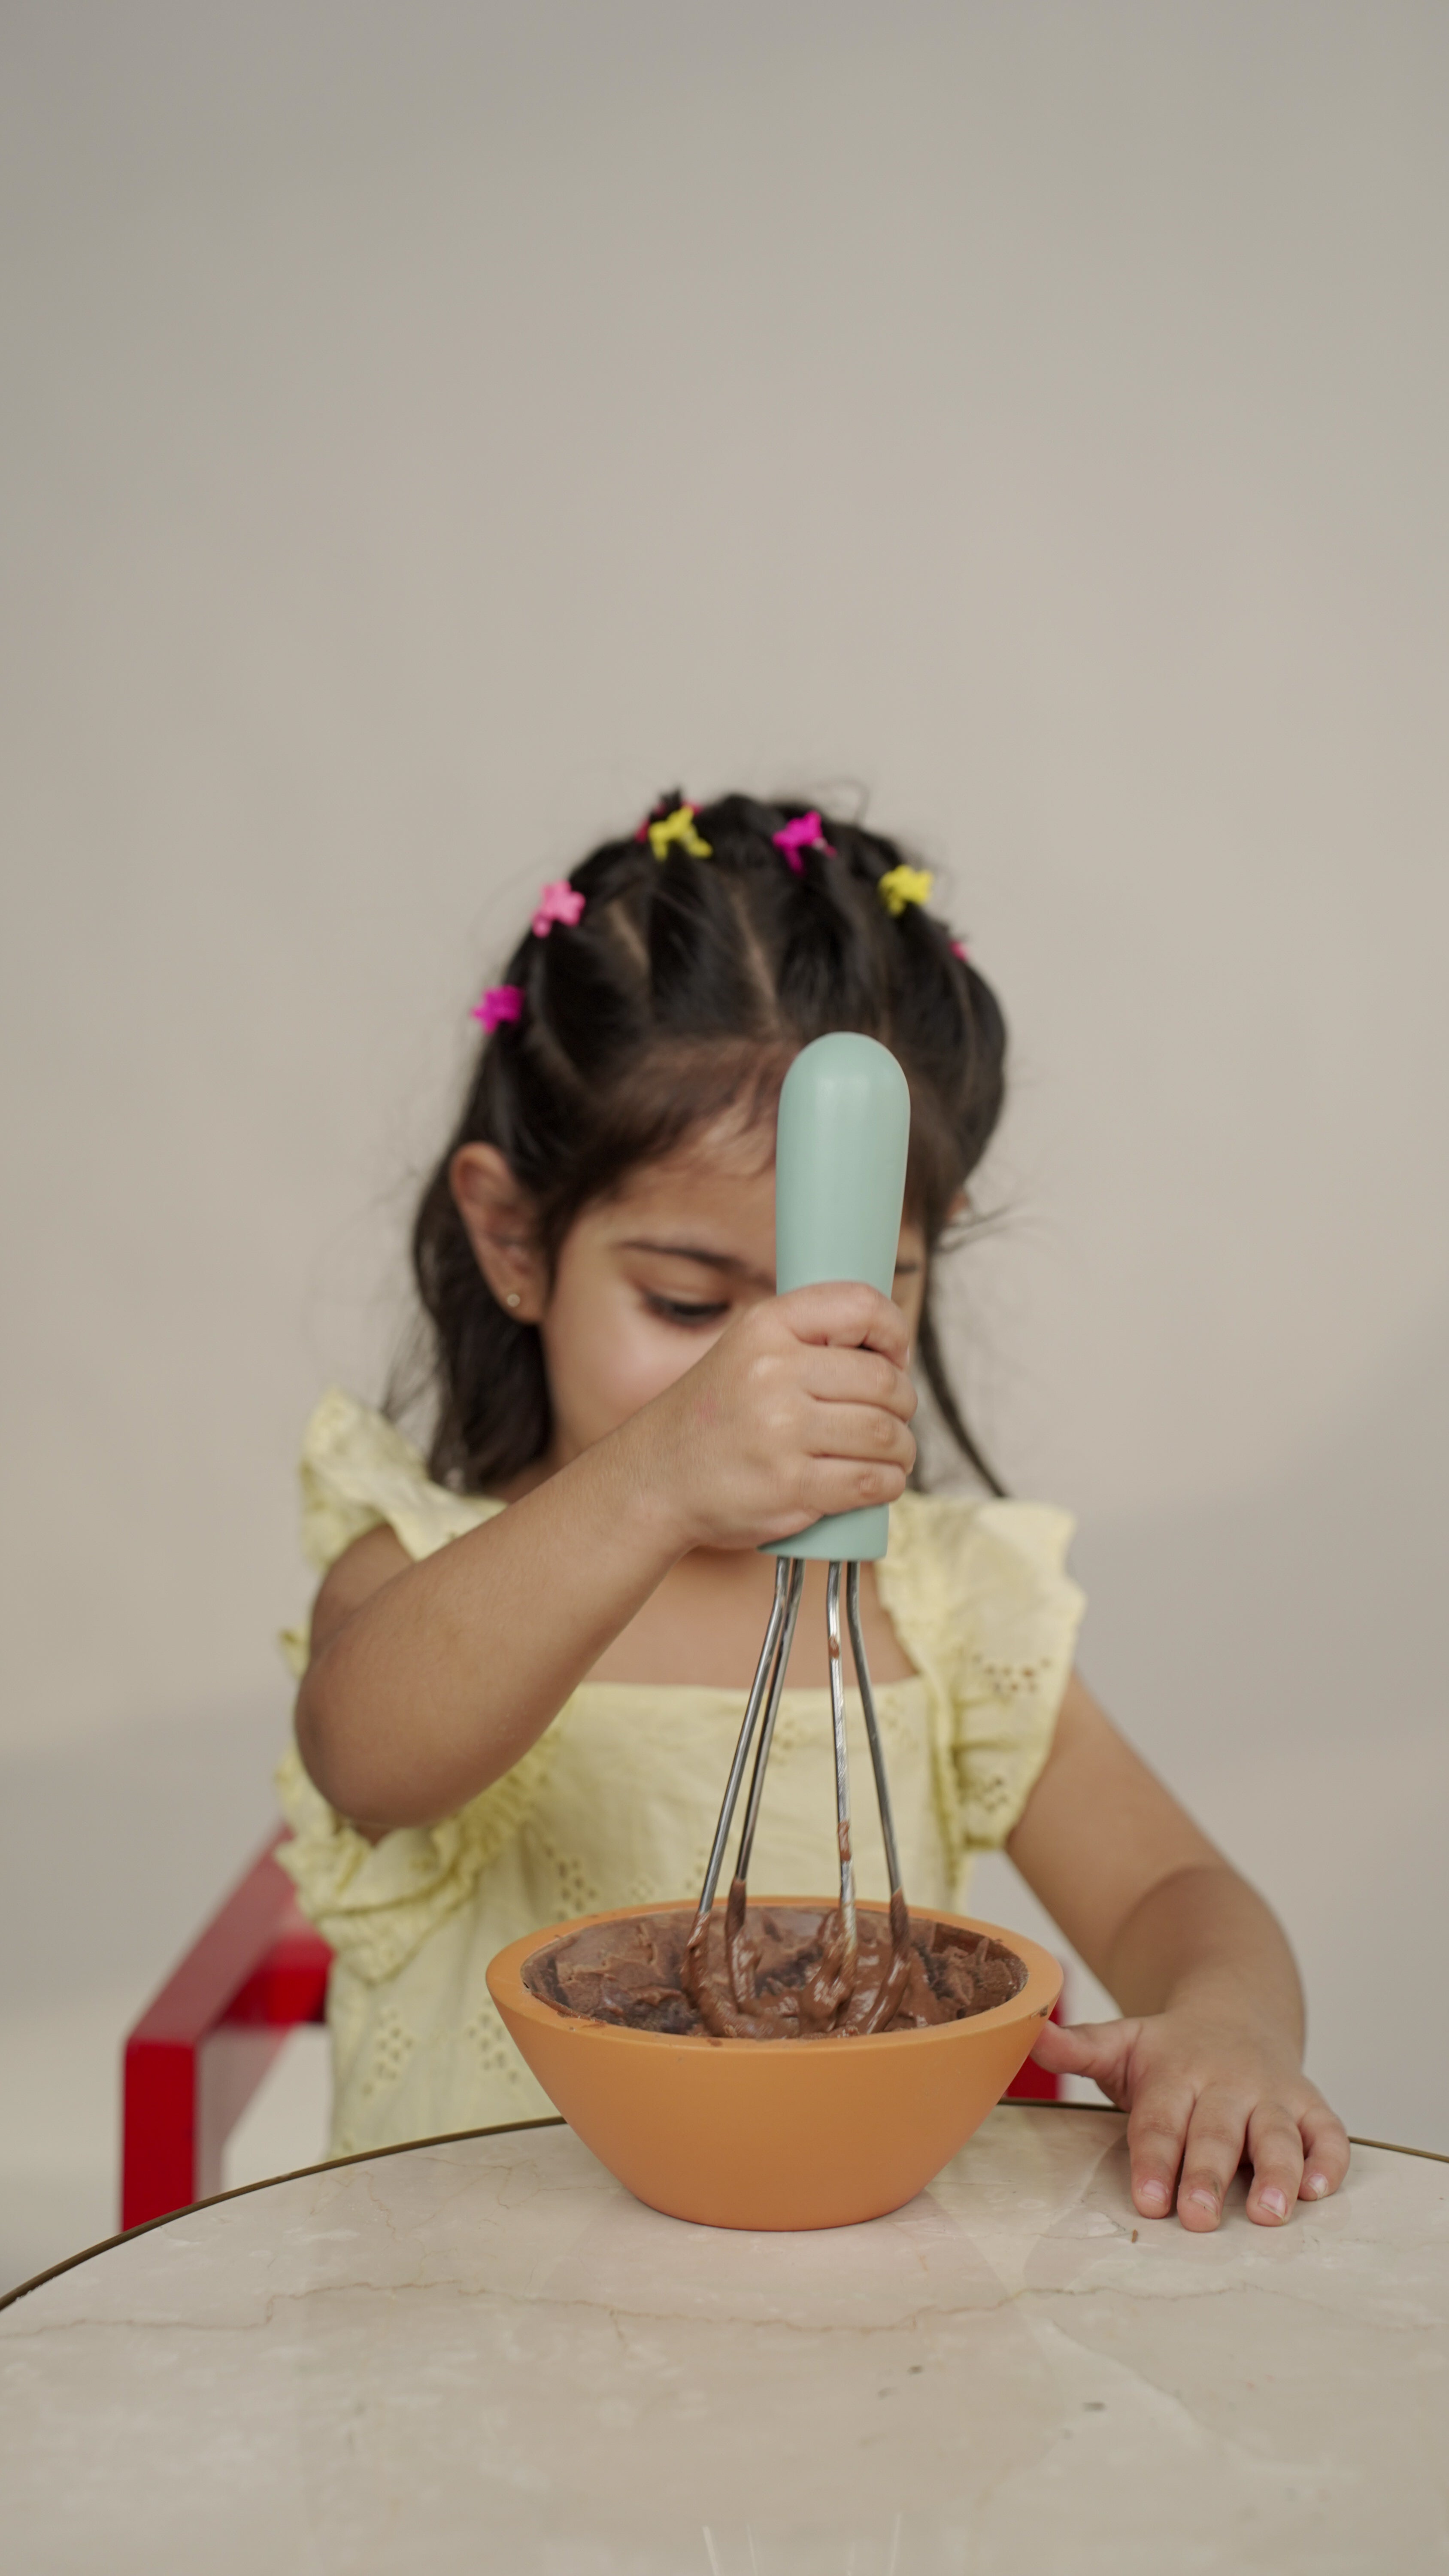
top-left (1030, 2009), bottom-right (1352, 2230)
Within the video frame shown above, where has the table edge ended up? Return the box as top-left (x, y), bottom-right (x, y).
top-left (3, 2104), bottom-right (1440, 2318)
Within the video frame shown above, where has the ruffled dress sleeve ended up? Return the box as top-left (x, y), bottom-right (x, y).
top-left (877, 1491), bottom-right (1086, 1860)
top-left (274, 1389), bottom-right (554, 1985)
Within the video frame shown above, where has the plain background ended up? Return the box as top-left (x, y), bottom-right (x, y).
top-left (3, 0), bottom-right (1446, 2295)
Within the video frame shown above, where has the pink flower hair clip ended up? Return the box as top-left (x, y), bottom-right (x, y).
top-left (771, 811), bottom-right (835, 875)
top-left (471, 983), bottom-right (524, 1033)
top-left (531, 880), bottom-right (586, 937)
top-left (951, 937), bottom-right (970, 962)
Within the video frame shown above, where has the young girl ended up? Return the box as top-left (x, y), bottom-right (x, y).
top-left (279, 790), bottom-right (1349, 2233)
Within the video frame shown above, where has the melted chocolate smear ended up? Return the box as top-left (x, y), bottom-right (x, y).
top-left (524, 1903), bottom-right (1026, 2041)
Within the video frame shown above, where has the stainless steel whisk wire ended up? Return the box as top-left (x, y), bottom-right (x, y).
top-left (844, 1561), bottom-right (904, 1908)
top-left (688, 1557), bottom-right (802, 1937)
top-left (685, 1555), bottom-right (906, 2000)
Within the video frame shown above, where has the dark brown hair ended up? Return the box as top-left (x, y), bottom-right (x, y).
top-left (395, 792), bottom-right (1008, 1495)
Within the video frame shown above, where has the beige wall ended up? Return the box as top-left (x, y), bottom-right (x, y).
top-left (3, 2), bottom-right (1446, 2281)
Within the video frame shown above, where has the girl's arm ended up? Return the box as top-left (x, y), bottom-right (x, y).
top-left (295, 1282), bottom-right (915, 1830)
top-left (1009, 1674), bottom-right (1351, 2231)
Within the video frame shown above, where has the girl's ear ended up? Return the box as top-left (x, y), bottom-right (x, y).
top-left (449, 1145), bottom-right (548, 1321)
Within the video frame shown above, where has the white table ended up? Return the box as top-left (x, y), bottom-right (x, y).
top-left (2, 2104), bottom-right (1445, 2573)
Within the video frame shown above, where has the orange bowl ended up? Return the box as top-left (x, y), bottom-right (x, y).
top-left (487, 1898), bottom-right (1062, 2230)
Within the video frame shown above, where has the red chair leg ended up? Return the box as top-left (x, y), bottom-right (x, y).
top-left (121, 1833), bottom-right (331, 2230)
top-left (1005, 1993), bottom-right (1066, 2101)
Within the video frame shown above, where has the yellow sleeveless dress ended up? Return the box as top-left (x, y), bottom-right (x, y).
top-left (276, 1389), bottom-right (1086, 2159)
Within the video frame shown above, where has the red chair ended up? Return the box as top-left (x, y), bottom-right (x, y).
top-left (1004, 2026), bottom-right (1062, 2103)
top-left (121, 1831), bottom-right (332, 2229)
top-left (121, 1839), bottom-right (1060, 2229)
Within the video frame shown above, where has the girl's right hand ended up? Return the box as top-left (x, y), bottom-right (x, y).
top-left (297, 1285), bottom-right (915, 1828)
top-left (634, 1283), bottom-right (919, 1553)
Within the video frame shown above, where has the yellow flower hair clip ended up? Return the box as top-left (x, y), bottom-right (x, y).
top-left (876, 863), bottom-right (934, 917)
top-left (646, 802), bottom-right (712, 862)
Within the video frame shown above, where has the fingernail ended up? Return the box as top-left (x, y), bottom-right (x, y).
top-left (1137, 2180), bottom-right (1169, 2213)
top-left (1259, 2187), bottom-right (1288, 2220)
top-left (1187, 2188), bottom-right (1217, 2215)
top-left (1304, 2172), bottom-right (1328, 2199)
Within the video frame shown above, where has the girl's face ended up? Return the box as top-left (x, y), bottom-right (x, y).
top-left (452, 1118), bottom-right (930, 1477)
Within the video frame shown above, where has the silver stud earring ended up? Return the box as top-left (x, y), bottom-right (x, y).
top-left (505, 1291), bottom-right (521, 1309)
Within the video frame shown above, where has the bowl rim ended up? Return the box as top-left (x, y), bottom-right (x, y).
top-left (487, 1895), bottom-right (1063, 2054)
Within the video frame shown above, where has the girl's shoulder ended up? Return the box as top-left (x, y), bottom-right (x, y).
top-left (297, 1388), bottom-right (502, 1574)
top-left (880, 1488), bottom-right (1085, 1687)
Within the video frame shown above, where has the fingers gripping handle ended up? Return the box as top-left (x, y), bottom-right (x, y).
top-left (767, 1032), bottom-right (912, 1564)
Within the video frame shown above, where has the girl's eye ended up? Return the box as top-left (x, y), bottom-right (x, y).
top-left (643, 1293), bottom-right (730, 1329)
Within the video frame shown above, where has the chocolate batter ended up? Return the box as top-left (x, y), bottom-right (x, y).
top-left (524, 1897), bottom-right (1026, 2040)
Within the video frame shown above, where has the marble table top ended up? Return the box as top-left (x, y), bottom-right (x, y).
top-left (2, 2104), bottom-right (1446, 2574)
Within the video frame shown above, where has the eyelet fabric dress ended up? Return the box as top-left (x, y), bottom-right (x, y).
top-left (276, 1390), bottom-right (1086, 2160)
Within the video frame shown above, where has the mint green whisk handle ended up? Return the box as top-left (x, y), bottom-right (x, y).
top-left (766, 1033), bottom-right (911, 1565)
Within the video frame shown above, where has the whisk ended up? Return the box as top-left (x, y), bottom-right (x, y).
top-left (682, 1034), bottom-right (916, 2039)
